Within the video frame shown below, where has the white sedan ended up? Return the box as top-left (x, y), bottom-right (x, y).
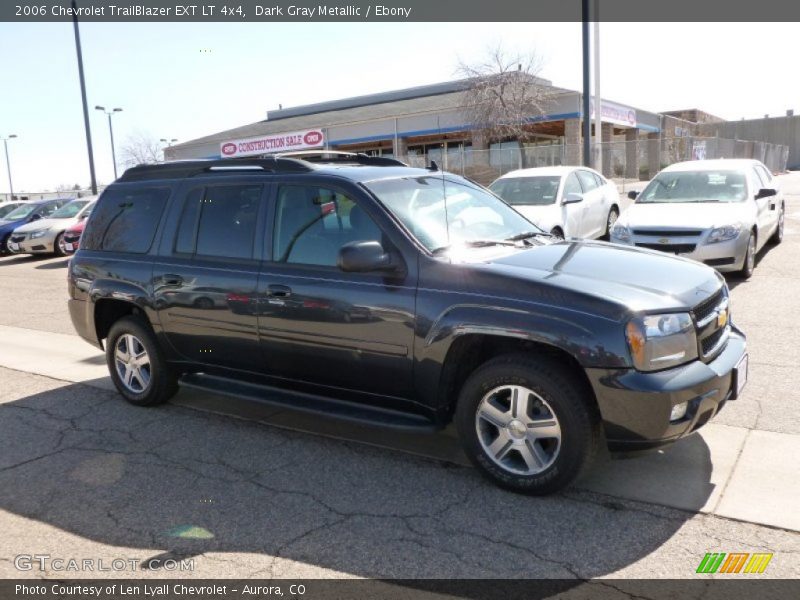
top-left (610, 159), bottom-right (784, 278)
top-left (489, 166), bottom-right (621, 239)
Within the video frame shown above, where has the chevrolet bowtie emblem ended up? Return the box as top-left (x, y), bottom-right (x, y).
top-left (717, 309), bottom-right (728, 328)
top-left (659, 238), bottom-right (670, 244)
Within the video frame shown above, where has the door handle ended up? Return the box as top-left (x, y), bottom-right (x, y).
top-left (162, 274), bottom-right (183, 286)
top-left (267, 284), bottom-right (292, 298)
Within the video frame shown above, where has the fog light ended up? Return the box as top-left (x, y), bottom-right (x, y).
top-left (670, 401), bottom-right (688, 422)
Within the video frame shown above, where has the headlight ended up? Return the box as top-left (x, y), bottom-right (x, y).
top-left (707, 223), bottom-right (742, 244)
top-left (611, 223), bottom-right (632, 243)
top-left (29, 229), bottom-right (49, 239)
top-left (625, 313), bottom-right (697, 371)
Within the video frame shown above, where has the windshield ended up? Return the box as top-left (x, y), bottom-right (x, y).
top-left (637, 170), bottom-right (747, 203)
top-left (3, 203), bottom-right (38, 220)
top-left (365, 175), bottom-right (543, 252)
top-left (489, 176), bottom-right (561, 206)
top-left (0, 203), bottom-right (22, 219)
top-left (51, 200), bottom-right (89, 219)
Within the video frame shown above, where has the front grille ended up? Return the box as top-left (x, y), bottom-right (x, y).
top-left (692, 287), bottom-right (730, 360)
top-left (636, 243), bottom-right (696, 254)
top-left (701, 325), bottom-right (728, 355)
top-left (693, 288), bottom-right (725, 324)
top-left (632, 229), bottom-right (704, 237)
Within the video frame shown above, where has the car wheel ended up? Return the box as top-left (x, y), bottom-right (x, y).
top-left (740, 232), bottom-right (756, 279)
top-left (455, 354), bottom-right (602, 495)
top-left (771, 205), bottom-right (784, 245)
top-left (106, 316), bottom-right (178, 407)
top-left (605, 207), bottom-right (619, 239)
top-left (54, 232), bottom-right (68, 257)
top-left (550, 227), bottom-right (564, 240)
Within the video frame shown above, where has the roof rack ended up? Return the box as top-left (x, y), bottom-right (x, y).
top-left (117, 156), bottom-right (313, 182)
top-left (275, 150), bottom-right (408, 167)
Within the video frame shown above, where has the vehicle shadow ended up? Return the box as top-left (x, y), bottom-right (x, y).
top-left (0, 380), bottom-right (714, 583)
top-left (34, 258), bottom-right (70, 270)
top-left (0, 254), bottom-right (52, 266)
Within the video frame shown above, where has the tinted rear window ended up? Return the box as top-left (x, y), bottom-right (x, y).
top-left (82, 187), bottom-right (170, 253)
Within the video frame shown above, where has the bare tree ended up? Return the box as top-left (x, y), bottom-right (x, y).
top-left (456, 44), bottom-right (554, 160)
top-left (119, 130), bottom-right (163, 167)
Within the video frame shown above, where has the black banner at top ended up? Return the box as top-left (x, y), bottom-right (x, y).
top-left (1, 0), bottom-right (798, 22)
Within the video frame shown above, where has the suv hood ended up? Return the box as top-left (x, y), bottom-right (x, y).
top-left (13, 217), bottom-right (75, 234)
top-left (481, 240), bottom-right (723, 315)
top-left (619, 202), bottom-right (752, 229)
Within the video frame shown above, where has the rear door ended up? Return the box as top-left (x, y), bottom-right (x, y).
top-left (153, 178), bottom-right (268, 371)
top-left (256, 178), bottom-right (417, 399)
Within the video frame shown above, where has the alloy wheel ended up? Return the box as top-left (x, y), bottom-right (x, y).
top-left (114, 334), bottom-right (152, 394)
top-left (475, 385), bottom-right (562, 476)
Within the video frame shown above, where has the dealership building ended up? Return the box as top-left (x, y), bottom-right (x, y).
top-left (164, 75), bottom-right (791, 182)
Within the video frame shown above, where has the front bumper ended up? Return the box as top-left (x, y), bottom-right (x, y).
top-left (13, 232), bottom-right (57, 254)
top-left (587, 327), bottom-right (747, 451)
top-left (612, 229), bottom-right (750, 272)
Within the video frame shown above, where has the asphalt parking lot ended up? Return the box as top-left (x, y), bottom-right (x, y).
top-left (0, 174), bottom-right (799, 580)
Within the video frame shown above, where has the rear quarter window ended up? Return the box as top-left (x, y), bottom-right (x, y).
top-left (82, 187), bottom-right (171, 253)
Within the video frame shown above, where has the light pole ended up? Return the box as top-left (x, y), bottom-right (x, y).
top-left (72, 0), bottom-right (97, 194)
top-left (160, 138), bottom-right (177, 162)
top-left (1, 134), bottom-right (17, 202)
top-left (95, 106), bottom-right (123, 179)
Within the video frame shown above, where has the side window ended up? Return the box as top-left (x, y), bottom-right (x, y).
top-left (593, 173), bottom-right (605, 187)
top-left (751, 168), bottom-right (768, 191)
top-left (576, 170), bottom-right (598, 192)
top-left (755, 165), bottom-right (772, 186)
top-left (563, 173), bottom-right (582, 196)
top-left (273, 185), bottom-right (382, 267)
top-left (39, 202), bottom-right (57, 217)
top-left (194, 184), bottom-right (262, 259)
top-left (82, 187), bottom-right (170, 253)
top-left (174, 188), bottom-right (204, 254)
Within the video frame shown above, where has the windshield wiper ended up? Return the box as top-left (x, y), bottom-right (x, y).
top-left (506, 230), bottom-right (552, 241)
top-left (431, 239), bottom-right (517, 255)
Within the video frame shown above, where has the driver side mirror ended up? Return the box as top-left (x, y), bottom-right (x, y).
top-left (562, 192), bottom-right (583, 205)
top-left (338, 241), bottom-right (398, 273)
top-left (755, 188), bottom-right (777, 200)
top-left (29, 213), bottom-right (42, 222)
top-left (627, 190), bottom-right (639, 200)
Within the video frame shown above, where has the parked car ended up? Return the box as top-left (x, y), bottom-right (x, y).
top-left (0, 198), bottom-right (73, 255)
top-left (489, 166), bottom-right (621, 239)
top-left (68, 154), bottom-right (747, 495)
top-left (611, 160), bottom-right (784, 278)
top-left (0, 202), bottom-right (26, 220)
top-left (62, 219), bottom-right (89, 254)
top-left (10, 198), bottom-right (96, 256)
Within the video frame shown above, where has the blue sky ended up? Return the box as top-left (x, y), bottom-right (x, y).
top-left (1, 21), bottom-right (798, 192)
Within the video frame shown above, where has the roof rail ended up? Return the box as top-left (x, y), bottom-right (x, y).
top-left (117, 156), bottom-right (313, 182)
top-left (275, 150), bottom-right (408, 167)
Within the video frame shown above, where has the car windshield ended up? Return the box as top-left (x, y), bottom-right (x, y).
top-left (3, 203), bottom-right (38, 220)
top-left (0, 203), bottom-right (22, 219)
top-left (51, 200), bottom-right (89, 218)
top-left (637, 170), bottom-right (747, 203)
top-left (489, 176), bottom-right (561, 206)
top-left (365, 174), bottom-right (544, 252)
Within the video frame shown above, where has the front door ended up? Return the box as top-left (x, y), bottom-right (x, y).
top-left (257, 181), bottom-right (417, 399)
top-left (153, 180), bottom-right (267, 371)
top-left (561, 171), bottom-right (585, 237)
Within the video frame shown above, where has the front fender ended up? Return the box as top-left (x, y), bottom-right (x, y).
top-left (414, 303), bottom-right (630, 410)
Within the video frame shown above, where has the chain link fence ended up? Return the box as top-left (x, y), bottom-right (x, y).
top-left (401, 137), bottom-right (789, 189)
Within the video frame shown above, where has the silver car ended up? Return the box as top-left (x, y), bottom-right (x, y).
top-left (11, 198), bottom-right (97, 256)
top-left (611, 159), bottom-right (784, 278)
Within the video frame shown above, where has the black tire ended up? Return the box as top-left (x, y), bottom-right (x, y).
top-left (53, 232), bottom-right (68, 257)
top-left (771, 205), bottom-right (784, 245)
top-left (455, 354), bottom-right (602, 495)
top-left (604, 206), bottom-right (619, 239)
top-left (550, 227), bottom-right (564, 240)
top-left (739, 231), bottom-right (756, 279)
top-left (106, 316), bottom-right (178, 406)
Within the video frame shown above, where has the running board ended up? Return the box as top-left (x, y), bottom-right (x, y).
top-left (179, 373), bottom-right (438, 432)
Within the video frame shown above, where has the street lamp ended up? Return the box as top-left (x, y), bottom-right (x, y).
top-left (95, 106), bottom-right (123, 179)
top-left (160, 138), bottom-right (178, 146)
top-left (1, 134), bottom-right (17, 202)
